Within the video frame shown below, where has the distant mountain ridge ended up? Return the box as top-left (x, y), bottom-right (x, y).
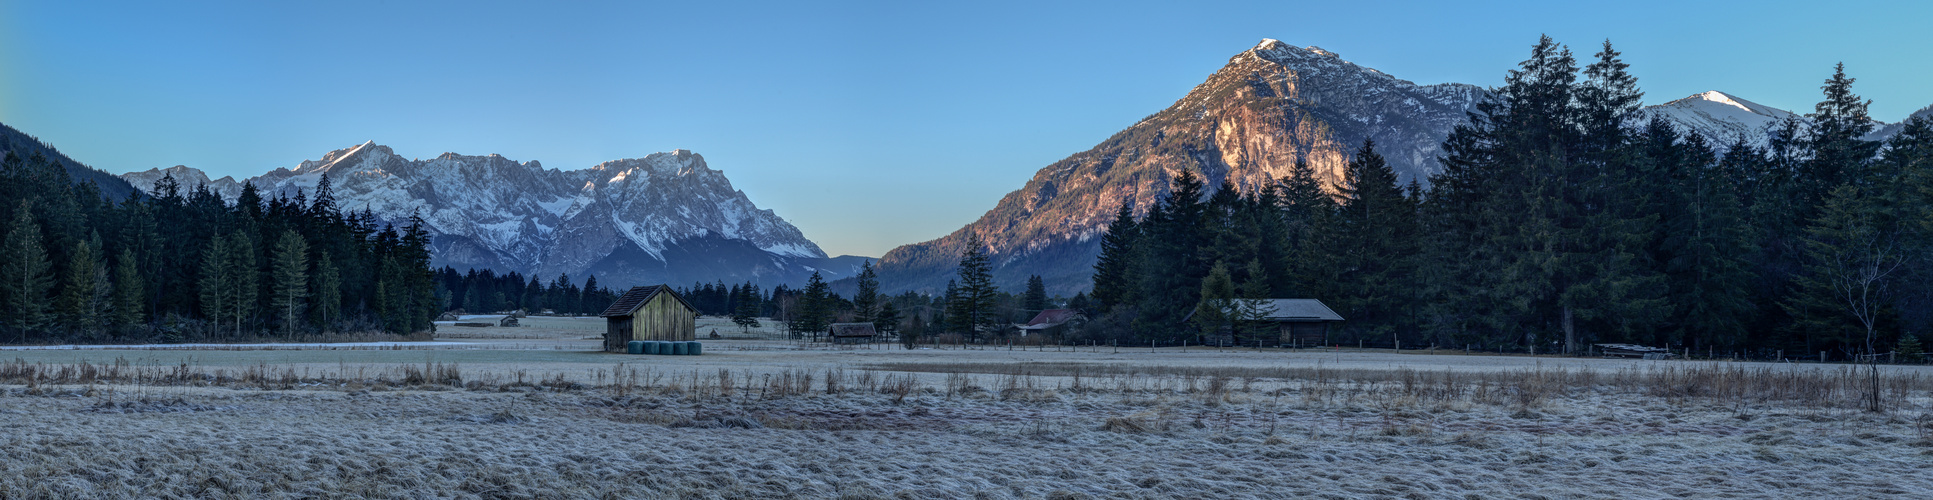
top-left (1631, 90), bottom-right (1919, 149)
top-left (120, 143), bottom-right (869, 289)
top-left (1, 122), bottom-right (143, 200)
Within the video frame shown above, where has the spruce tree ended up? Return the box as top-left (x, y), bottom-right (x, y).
top-left (59, 240), bottom-right (106, 334)
top-left (1, 204), bottom-right (54, 339)
top-left (951, 235), bottom-right (1000, 342)
top-left (792, 271), bottom-right (832, 338)
top-left (1332, 139), bottom-right (1419, 343)
top-left (1090, 201), bottom-right (1140, 310)
top-left (732, 281), bottom-right (762, 332)
top-left (313, 252), bottom-right (342, 328)
top-left (853, 260), bottom-right (880, 323)
top-left (1022, 275), bottom-right (1047, 313)
top-left (113, 247), bottom-right (145, 328)
top-left (271, 230), bottom-right (310, 335)
top-left (1192, 261), bottom-right (1236, 339)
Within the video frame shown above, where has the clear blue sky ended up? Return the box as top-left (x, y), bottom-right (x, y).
top-left (3, 0), bottom-right (1928, 257)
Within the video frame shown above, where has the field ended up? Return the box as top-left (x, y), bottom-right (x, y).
top-left (4, 318), bottom-right (1933, 499)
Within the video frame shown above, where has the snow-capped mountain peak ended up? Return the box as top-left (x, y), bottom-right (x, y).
top-left (120, 145), bottom-right (847, 288)
top-left (1634, 90), bottom-right (1800, 148)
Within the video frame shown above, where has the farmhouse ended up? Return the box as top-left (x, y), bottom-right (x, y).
top-left (828, 323), bottom-right (878, 344)
top-left (600, 285), bottom-right (698, 352)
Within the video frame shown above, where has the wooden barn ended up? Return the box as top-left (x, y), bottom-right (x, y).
top-left (1257, 299), bottom-right (1345, 347)
top-left (828, 323), bottom-right (878, 344)
top-left (599, 285), bottom-right (698, 352)
top-left (1184, 298), bottom-right (1345, 346)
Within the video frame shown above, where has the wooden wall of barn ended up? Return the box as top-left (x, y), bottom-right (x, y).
top-left (630, 292), bottom-right (696, 342)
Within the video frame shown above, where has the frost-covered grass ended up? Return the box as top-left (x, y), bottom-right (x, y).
top-left (5, 353), bottom-right (1933, 498)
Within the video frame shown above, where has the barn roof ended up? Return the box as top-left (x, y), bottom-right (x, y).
top-left (828, 323), bottom-right (878, 337)
top-left (1253, 299), bottom-right (1344, 321)
top-left (599, 285), bottom-right (696, 317)
top-left (1017, 309), bottom-right (1084, 330)
top-left (1183, 299), bottom-right (1345, 322)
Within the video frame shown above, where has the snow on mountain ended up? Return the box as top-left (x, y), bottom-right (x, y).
top-left (1632, 91), bottom-right (1800, 148)
top-left (119, 145), bottom-right (857, 288)
top-left (1634, 91), bottom-right (1925, 149)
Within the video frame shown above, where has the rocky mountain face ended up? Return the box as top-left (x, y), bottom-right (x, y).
top-left (120, 143), bottom-right (867, 288)
top-left (871, 39), bottom-right (1486, 295)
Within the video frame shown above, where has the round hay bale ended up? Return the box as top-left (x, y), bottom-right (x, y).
top-left (626, 340), bottom-right (644, 355)
top-left (643, 341), bottom-right (661, 355)
top-left (689, 342), bottom-right (702, 356)
top-left (670, 342), bottom-right (688, 356)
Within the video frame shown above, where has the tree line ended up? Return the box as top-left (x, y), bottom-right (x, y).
top-left (0, 155), bottom-right (442, 343)
top-left (1089, 36), bottom-right (1933, 360)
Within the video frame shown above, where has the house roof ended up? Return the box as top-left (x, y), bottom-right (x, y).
top-left (598, 285), bottom-right (696, 317)
top-left (1017, 309), bottom-right (1084, 330)
top-left (829, 323), bottom-right (878, 337)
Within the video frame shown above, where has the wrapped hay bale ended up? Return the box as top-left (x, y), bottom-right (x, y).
top-left (626, 340), bottom-right (644, 354)
top-left (689, 342), bottom-right (702, 356)
top-left (670, 342), bottom-right (688, 356)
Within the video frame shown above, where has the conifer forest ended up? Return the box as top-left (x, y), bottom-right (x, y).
top-left (1091, 38), bottom-right (1933, 361)
top-left (0, 154), bottom-right (442, 343)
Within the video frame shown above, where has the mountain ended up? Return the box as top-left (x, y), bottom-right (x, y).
top-left (1634, 90), bottom-right (1926, 149)
top-left (870, 39), bottom-right (1486, 295)
top-left (1631, 91), bottom-right (1802, 149)
top-left (120, 143), bottom-right (867, 288)
top-left (1, 122), bottom-right (143, 200)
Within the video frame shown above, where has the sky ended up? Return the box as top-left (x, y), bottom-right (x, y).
top-left (3, 0), bottom-right (1929, 258)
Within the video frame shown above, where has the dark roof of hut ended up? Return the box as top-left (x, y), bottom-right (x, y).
top-left (1183, 299), bottom-right (1346, 323)
top-left (599, 285), bottom-right (696, 317)
top-left (828, 323), bottom-right (878, 337)
top-left (1017, 309), bottom-right (1084, 330)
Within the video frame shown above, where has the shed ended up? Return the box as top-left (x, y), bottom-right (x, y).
top-left (599, 285), bottom-right (698, 352)
top-left (499, 316), bottom-right (520, 327)
top-left (828, 323), bottom-right (878, 344)
top-left (1255, 299), bottom-right (1345, 346)
top-left (1186, 299), bottom-right (1345, 346)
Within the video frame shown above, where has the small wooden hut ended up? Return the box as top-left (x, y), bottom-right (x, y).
top-left (828, 323), bottom-right (878, 344)
top-left (499, 316), bottom-right (520, 327)
top-left (599, 285), bottom-right (698, 352)
top-left (1257, 299), bottom-right (1345, 346)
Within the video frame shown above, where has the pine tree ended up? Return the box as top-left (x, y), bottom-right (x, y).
top-left (1236, 259), bottom-right (1274, 344)
top-left (313, 252), bottom-right (341, 328)
top-left (59, 240), bottom-right (106, 334)
top-left (792, 271), bottom-right (833, 339)
top-left (853, 260), bottom-right (880, 323)
top-left (951, 235), bottom-right (1000, 342)
top-left (1, 203), bottom-right (54, 339)
top-left (1192, 261), bottom-right (1236, 339)
top-left (113, 247), bottom-right (145, 328)
top-left (1786, 185), bottom-right (1908, 360)
top-left (875, 301), bottom-right (901, 337)
top-left (271, 230), bottom-right (310, 335)
top-left (1022, 275), bottom-right (1047, 313)
top-left (1090, 201), bottom-right (1140, 310)
top-left (1332, 139), bottom-right (1419, 343)
top-left (732, 281), bottom-right (762, 332)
